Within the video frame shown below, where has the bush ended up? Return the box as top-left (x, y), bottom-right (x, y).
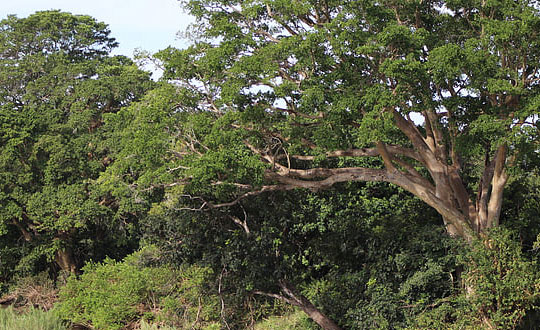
top-left (56, 247), bottom-right (221, 330)
top-left (461, 228), bottom-right (540, 329)
top-left (409, 228), bottom-right (540, 330)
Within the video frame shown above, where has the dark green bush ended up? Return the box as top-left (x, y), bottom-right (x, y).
top-left (461, 228), bottom-right (540, 329)
top-left (409, 228), bottom-right (540, 330)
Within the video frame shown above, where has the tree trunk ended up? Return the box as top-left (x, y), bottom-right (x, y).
top-left (54, 248), bottom-right (77, 274)
top-left (278, 280), bottom-right (342, 330)
top-left (12, 219), bottom-right (33, 242)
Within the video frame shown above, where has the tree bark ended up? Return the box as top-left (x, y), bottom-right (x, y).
top-left (11, 219), bottom-right (32, 242)
top-left (54, 248), bottom-right (77, 274)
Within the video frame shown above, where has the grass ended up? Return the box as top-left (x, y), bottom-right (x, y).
top-left (254, 309), bottom-right (314, 330)
top-left (0, 306), bottom-right (67, 330)
top-left (0, 304), bottom-right (309, 330)
top-left (139, 320), bottom-right (181, 329)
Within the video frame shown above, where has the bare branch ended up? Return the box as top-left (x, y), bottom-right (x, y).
top-left (252, 291), bottom-right (300, 307)
top-left (168, 165), bottom-right (190, 172)
top-left (269, 104), bottom-right (323, 120)
top-left (212, 181), bottom-right (252, 189)
top-left (208, 183), bottom-right (298, 208)
top-left (218, 267), bottom-right (232, 330)
top-left (169, 150), bottom-right (190, 159)
top-left (229, 215), bottom-right (250, 234)
top-left (255, 30), bottom-right (280, 43)
top-left (138, 179), bottom-right (191, 192)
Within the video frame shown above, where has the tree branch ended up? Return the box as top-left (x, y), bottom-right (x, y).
top-left (252, 291), bottom-right (300, 307)
top-left (486, 144), bottom-right (508, 228)
top-left (289, 145), bottom-right (423, 163)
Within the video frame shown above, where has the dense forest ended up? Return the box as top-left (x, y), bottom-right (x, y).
top-left (1, 1), bottom-right (540, 329)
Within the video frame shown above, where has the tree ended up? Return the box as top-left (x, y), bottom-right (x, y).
top-left (0, 11), bottom-right (153, 274)
top-left (101, 1), bottom-right (540, 328)
top-left (145, 0), bottom-right (539, 242)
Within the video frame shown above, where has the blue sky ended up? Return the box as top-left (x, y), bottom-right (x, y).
top-left (1, 0), bottom-right (194, 58)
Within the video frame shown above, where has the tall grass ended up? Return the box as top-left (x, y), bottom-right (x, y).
top-left (139, 320), bottom-right (180, 330)
top-left (0, 306), bottom-right (67, 330)
top-left (254, 310), bottom-right (314, 330)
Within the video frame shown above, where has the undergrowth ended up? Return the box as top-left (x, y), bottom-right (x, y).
top-left (0, 306), bottom-right (67, 330)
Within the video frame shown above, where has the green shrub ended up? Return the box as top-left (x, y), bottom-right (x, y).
top-left (139, 319), bottom-right (180, 330)
top-left (461, 228), bottom-right (540, 329)
top-left (55, 247), bottom-right (221, 330)
top-left (409, 228), bottom-right (540, 330)
top-left (0, 306), bottom-right (67, 330)
top-left (139, 319), bottom-right (220, 330)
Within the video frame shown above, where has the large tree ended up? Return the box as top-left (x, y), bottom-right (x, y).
top-left (0, 11), bottom-right (153, 274)
top-left (143, 0), bottom-right (540, 242)
top-left (100, 1), bottom-right (540, 328)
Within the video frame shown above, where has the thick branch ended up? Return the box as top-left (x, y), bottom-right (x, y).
top-left (424, 110), bottom-right (447, 161)
top-left (477, 148), bottom-right (496, 228)
top-left (266, 168), bottom-right (389, 189)
top-left (282, 145), bottom-right (423, 164)
top-left (392, 109), bottom-right (439, 168)
top-left (448, 167), bottom-right (477, 229)
top-left (486, 145), bottom-right (508, 229)
top-left (278, 280), bottom-right (342, 330)
top-left (377, 141), bottom-right (398, 172)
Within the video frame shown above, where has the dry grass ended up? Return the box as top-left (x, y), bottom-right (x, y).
top-left (0, 273), bottom-right (58, 311)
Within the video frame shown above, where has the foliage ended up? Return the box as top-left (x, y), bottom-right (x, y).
top-left (142, 177), bottom-right (463, 328)
top-left (461, 228), bottom-right (540, 329)
top-left (116, 1), bottom-right (540, 324)
top-left (0, 306), bottom-right (67, 330)
top-left (299, 218), bottom-right (461, 329)
top-left (1, 5), bottom-right (540, 330)
top-left (409, 228), bottom-right (540, 330)
top-left (501, 170), bottom-right (540, 250)
top-left (139, 319), bottom-right (180, 330)
top-left (55, 247), bottom-right (221, 330)
top-left (136, 0), bottom-right (540, 243)
top-left (0, 10), bottom-right (154, 275)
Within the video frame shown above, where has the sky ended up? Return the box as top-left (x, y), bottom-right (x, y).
top-left (1, 0), bottom-right (194, 58)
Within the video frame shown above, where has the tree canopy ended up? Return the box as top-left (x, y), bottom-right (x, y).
top-left (0, 10), bottom-right (153, 274)
top-left (119, 0), bottom-right (540, 242)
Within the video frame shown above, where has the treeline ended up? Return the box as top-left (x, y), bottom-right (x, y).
top-left (1, 2), bottom-right (540, 329)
